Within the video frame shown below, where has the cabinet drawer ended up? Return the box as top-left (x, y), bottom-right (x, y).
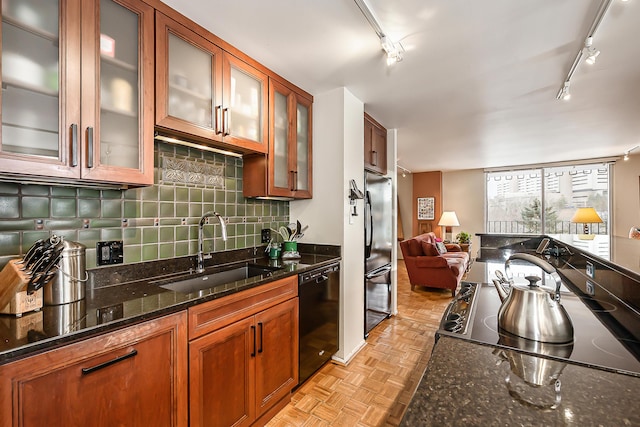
top-left (188, 276), bottom-right (297, 340)
top-left (0, 312), bottom-right (188, 427)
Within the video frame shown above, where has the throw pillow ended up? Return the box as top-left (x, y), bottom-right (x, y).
top-left (421, 241), bottom-right (440, 256)
top-left (435, 241), bottom-right (447, 254)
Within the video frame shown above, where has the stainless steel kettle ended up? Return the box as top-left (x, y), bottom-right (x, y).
top-left (493, 253), bottom-right (574, 343)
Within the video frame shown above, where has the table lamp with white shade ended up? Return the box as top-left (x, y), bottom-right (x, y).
top-left (438, 211), bottom-right (460, 242)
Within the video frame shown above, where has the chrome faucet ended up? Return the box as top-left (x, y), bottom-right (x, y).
top-left (197, 211), bottom-right (228, 273)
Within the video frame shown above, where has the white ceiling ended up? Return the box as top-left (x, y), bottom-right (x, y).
top-left (161, 0), bottom-right (640, 173)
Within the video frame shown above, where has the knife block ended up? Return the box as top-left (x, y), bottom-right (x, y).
top-left (0, 259), bottom-right (34, 314)
top-left (0, 288), bottom-right (43, 316)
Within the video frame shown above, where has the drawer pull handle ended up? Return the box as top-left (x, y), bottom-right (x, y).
top-left (81, 349), bottom-right (138, 375)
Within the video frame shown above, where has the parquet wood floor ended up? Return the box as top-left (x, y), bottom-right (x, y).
top-left (267, 260), bottom-right (453, 426)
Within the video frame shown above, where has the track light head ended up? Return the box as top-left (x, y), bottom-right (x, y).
top-left (584, 37), bottom-right (600, 65)
top-left (623, 145), bottom-right (640, 160)
top-left (585, 49), bottom-right (600, 65)
top-left (380, 36), bottom-right (404, 66)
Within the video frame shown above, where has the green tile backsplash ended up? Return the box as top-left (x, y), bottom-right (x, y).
top-left (0, 141), bottom-right (289, 269)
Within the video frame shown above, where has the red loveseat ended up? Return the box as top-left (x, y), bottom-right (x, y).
top-left (399, 232), bottom-right (470, 296)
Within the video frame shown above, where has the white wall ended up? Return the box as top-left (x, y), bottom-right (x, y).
top-left (612, 153), bottom-right (640, 238)
top-left (442, 169), bottom-right (485, 252)
top-left (397, 170), bottom-right (413, 258)
top-left (290, 87), bottom-right (367, 363)
top-left (387, 129), bottom-right (398, 315)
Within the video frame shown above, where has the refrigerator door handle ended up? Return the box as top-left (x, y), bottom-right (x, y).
top-left (366, 264), bottom-right (391, 280)
top-left (365, 190), bottom-right (373, 259)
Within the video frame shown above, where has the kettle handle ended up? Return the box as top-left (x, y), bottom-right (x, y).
top-left (505, 253), bottom-right (563, 301)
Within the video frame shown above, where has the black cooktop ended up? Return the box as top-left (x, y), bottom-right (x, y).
top-left (439, 270), bottom-right (640, 377)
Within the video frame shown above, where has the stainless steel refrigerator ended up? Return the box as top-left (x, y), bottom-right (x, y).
top-left (364, 171), bottom-right (392, 337)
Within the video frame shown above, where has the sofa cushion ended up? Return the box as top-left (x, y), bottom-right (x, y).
top-left (406, 239), bottom-right (424, 257)
top-left (415, 255), bottom-right (448, 268)
top-left (435, 241), bottom-right (447, 254)
top-left (446, 258), bottom-right (464, 277)
top-left (421, 241), bottom-right (440, 256)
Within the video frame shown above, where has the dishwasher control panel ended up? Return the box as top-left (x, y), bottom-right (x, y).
top-left (299, 263), bottom-right (340, 284)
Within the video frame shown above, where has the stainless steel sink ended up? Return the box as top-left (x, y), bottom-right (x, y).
top-left (157, 264), bottom-right (277, 294)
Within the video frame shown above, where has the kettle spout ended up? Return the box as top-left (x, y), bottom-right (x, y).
top-left (492, 279), bottom-right (509, 302)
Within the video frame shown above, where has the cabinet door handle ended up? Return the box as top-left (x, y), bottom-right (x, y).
top-left (294, 171), bottom-right (298, 191)
top-left (86, 127), bottom-right (94, 168)
top-left (371, 150), bottom-right (378, 166)
top-left (215, 105), bottom-right (223, 135)
top-left (223, 108), bottom-right (230, 136)
top-left (70, 124), bottom-right (78, 167)
top-left (251, 325), bottom-right (256, 357)
top-left (81, 349), bottom-right (138, 375)
top-left (257, 322), bottom-right (263, 354)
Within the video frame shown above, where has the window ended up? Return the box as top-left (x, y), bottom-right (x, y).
top-left (486, 164), bottom-right (610, 236)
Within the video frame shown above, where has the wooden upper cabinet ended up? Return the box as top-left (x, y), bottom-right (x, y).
top-left (155, 11), bottom-right (268, 154)
top-left (0, 0), bottom-right (154, 186)
top-left (364, 112), bottom-right (387, 175)
top-left (243, 78), bottom-right (312, 199)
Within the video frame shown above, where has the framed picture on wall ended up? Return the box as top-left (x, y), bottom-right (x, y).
top-left (417, 197), bottom-right (435, 220)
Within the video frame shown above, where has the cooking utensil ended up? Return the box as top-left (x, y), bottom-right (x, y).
top-left (278, 226), bottom-right (291, 241)
top-left (493, 253), bottom-right (574, 343)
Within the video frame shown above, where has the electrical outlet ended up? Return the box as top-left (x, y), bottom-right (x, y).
top-left (586, 280), bottom-right (595, 296)
top-left (261, 228), bottom-right (271, 243)
top-left (96, 241), bottom-right (124, 265)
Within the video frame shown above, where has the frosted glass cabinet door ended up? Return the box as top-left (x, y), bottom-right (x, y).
top-left (296, 100), bottom-right (310, 193)
top-left (81, 0), bottom-right (154, 185)
top-left (167, 33), bottom-right (213, 128)
top-left (1, 0), bottom-right (62, 158)
top-left (223, 53), bottom-right (268, 153)
top-left (99, 0), bottom-right (140, 170)
top-left (228, 66), bottom-right (263, 143)
top-left (272, 90), bottom-right (289, 189)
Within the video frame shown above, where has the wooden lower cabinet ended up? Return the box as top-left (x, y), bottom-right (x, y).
top-left (188, 276), bottom-right (299, 427)
top-left (0, 312), bottom-right (188, 427)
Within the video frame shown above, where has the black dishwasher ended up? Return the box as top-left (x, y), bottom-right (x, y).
top-left (298, 262), bottom-right (340, 385)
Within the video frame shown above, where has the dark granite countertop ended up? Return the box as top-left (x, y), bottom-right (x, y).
top-left (475, 233), bottom-right (640, 281)
top-left (0, 247), bottom-right (340, 365)
top-left (400, 336), bottom-right (640, 426)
